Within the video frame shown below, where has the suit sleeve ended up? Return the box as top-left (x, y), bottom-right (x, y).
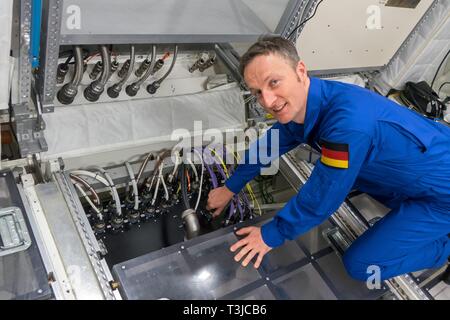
top-left (261, 130), bottom-right (372, 248)
top-left (225, 122), bottom-right (301, 194)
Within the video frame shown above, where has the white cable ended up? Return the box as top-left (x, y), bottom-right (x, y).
top-left (72, 181), bottom-right (102, 220)
top-left (90, 166), bottom-right (122, 217)
top-left (71, 170), bottom-right (109, 187)
top-left (169, 150), bottom-right (180, 183)
top-left (151, 162), bottom-right (163, 206)
top-left (146, 154), bottom-right (162, 191)
top-left (147, 172), bottom-right (157, 192)
top-left (125, 162), bottom-right (139, 210)
top-left (186, 157), bottom-right (199, 182)
top-left (73, 168), bottom-right (122, 217)
top-left (69, 173), bottom-right (101, 205)
top-left (192, 148), bottom-right (204, 211)
top-left (159, 164), bottom-right (169, 201)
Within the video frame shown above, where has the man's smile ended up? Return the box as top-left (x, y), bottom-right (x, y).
top-left (272, 102), bottom-right (287, 113)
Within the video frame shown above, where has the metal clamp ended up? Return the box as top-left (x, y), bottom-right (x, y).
top-left (0, 207), bottom-right (32, 257)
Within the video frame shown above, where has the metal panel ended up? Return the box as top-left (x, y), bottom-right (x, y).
top-left (59, 0), bottom-right (271, 45)
top-left (297, 220), bottom-right (332, 255)
top-left (186, 234), bottom-right (262, 299)
top-left (19, 173), bottom-right (76, 300)
top-left (296, 0), bottom-right (434, 72)
top-left (10, 0), bottom-right (50, 156)
top-left (113, 232), bottom-right (262, 300)
top-left (215, 44), bottom-right (244, 88)
top-left (241, 0), bottom-right (293, 32)
top-left (275, 0), bottom-right (309, 38)
top-left (259, 240), bottom-right (306, 275)
top-left (385, 0), bottom-right (422, 9)
top-left (34, 181), bottom-right (113, 299)
top-left (56, 171), bottom-right (121, 299)
top-left (38, 0), bottom-right (63, 108)
top-left (315, 252), bottom-right (387, 299)
top-left (0, 0), bottom-right (14, 111)
top-left (18, 0), bottom-right (32, 105)
top-left (233, 285), bottom-right (276, 300)
top-left (0, 206), bottom-right (32, 257)
top-left (373, 0), bottom-right (448, 94)
top-left (0, 170), bottom-right (52, 300)
top-left (116, 251), bottom-right (206, 300)
top-left (111, 212), bottom-right (371, 300)
top-left (271, 264), bottom-right (337, 299)
top-left (347, 193), bottom-right (390, 223)
top-left (13, 117), bottom-right (48, 156)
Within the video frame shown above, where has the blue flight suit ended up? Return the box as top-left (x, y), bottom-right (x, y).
top-left (225, 77), bottom-right (450, 281)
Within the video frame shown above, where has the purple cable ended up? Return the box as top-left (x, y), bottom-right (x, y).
top-left (220, 148), bottom-right (250, 221)
top-left (207, 149), bottom-right (236, 221)
top-left (228, 197), bottom-right (236, 220)
top-left (236, 195), bottom-right (244, 221)
top-left (206, 146), bottom-right (247, 222)
top-left (205, 164), bottom-right (218, 188)
top-left (211, 161), bottom-right (235, 220)
top-left (202, 148), bottom-right (219, 187)
top-left (240, 190), bottom-right (252, 217)
top-left (228, 159), bottom-right (252, 217)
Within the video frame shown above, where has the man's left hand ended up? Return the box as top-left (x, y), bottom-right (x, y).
top-left (230, 226), bottom-right (272, 268)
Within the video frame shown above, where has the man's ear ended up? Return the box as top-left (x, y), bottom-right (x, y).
top-left (296, 60), bottom-right (308, 82)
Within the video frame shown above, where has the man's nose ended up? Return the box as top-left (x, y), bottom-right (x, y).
top-left (260, 90), bottom-right (277, 109)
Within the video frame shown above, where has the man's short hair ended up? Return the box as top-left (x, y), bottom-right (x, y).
top-left (239, 36), bottom-right (300, 77)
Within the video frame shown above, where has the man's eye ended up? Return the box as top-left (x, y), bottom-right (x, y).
top-left (270, 80), bottom-right (279, 87)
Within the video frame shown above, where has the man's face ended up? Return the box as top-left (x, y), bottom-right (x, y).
top-left (244, 53), bottom-right (310, 124)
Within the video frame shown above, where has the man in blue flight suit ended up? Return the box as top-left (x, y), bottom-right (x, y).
top-left (206, 36), bottom-right (450, 283)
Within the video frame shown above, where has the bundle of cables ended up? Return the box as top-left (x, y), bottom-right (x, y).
top-left (202, 145), bottom-right (261, 225)
top-left (398, 81), bottom-right (447, 119)
top-left (176, 145), bottom-right (261, 226)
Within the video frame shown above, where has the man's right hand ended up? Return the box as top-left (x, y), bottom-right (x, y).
top-left (206, 186), bottom-right (234, 217)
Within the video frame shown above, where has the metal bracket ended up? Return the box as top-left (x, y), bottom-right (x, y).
top-left (275, 0), bottom-right (309, 39)
top-left (13, 117), bottom-right (48, 157)
top-left (11, 49), bottom-right (49, 156)
top-left (45, 158), bottom-right (63, 173)
top-left (12, 79), bottom-right (50, 170)
top-left (215, 44), bottom-right (245, 89)
top-left (56, 171), bottom-right (121, 300)
top-left (37, 0), bottom-right (63, 109)
top-left (20, 173), bottom-right (76, 299)
top-left (17, 0), bottom-right (33, 106)
top-left (322, 227), bottom-right (351, 256)
top-left (0, 206), bottom-right (32, 257)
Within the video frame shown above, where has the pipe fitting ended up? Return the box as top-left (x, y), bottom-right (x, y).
top-left (182, 209), bottom-right (200, 240)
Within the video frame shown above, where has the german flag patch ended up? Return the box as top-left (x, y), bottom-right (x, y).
top-left (320, 139), bottom-right (349, 169)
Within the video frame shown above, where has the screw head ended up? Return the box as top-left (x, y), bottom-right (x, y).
top-left (110, 281), bottom-right (120, 290)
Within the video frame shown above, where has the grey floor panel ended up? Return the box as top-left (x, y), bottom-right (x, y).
top-left (297, 220), bottom-right (333, 255)
top-left (260, 240), bottom-right (306, 275)
top-left (234, 285), bottom-right (276, 300)
top-left (271, 264), bottom-right (337, 300)
top-left (315, 252), bottom-right (387, 299)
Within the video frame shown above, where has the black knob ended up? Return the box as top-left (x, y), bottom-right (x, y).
top-left (83, 83), bottom-right (103, 102)
top-left (57, 84), bottom-right (77, 105)
top-left (146, 83), bottom-right (158, 94)
top-left (107, 85), bottom-right (120, 98)
top-left (126, 84), bottom-right (138, 97)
